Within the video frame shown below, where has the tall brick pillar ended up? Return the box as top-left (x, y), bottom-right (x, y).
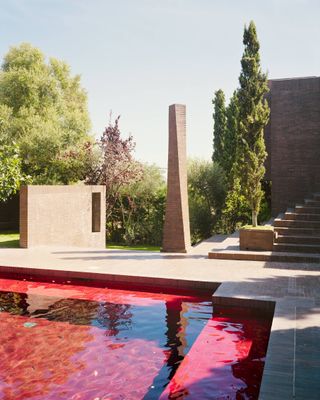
top-left (162, 104), bottom-right (191, 253)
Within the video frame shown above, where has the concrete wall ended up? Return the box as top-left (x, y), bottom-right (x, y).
top-left (20, 185), bottom-right (106, 248)
top-left (265, 77), bottom-right (320, 215)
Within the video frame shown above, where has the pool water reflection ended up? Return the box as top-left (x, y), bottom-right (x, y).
top-left (0, 276), bottom-right (272, 399)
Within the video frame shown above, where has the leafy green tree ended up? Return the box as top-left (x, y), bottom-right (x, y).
top-left (95, 162), bottom-right (165, 246)
top-left (0, 104), bottom-right (13, 143)
top-left (0, 43), bottom-right (94, 184)
top-left (188, 159), bottom-right (226, 243)
top-left (237, 21), bottom-right (270, 226)
top-left (119, 164), bottom-right (166, 245)
top-left (87, 116), bottom-right (167, 246)
top-left (0, 105), bottom-right (28, 200)
top-left (212, 89), bottom-right (227, 166)
top-left (220, 177), bottom-right (251, 233)
top-left (0, 142), bottom-right (27, 202)
top-left (216, 91), bottom-right (251, 232)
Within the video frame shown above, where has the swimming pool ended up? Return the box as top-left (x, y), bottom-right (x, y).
top-left (0, 275), bottom-right (272, 399)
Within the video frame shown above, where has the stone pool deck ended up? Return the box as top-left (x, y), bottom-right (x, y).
top-left (0, 236), bottom-right (319, 399)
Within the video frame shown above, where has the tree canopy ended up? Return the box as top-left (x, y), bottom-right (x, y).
top-left (0, 142), bottom-right (26, 202)
top-left (224, 91), bottom-right (239, 179)
top-left (211, 21), bottom-right (270, 231)
top-left (86, 115), bottom-right (143, 220)
top-left (237, 21), bottom-right (270, 226)
top-left (188, 159), bottom-right (226, 243)
top-left (0, 43), bottom-right (94, 184)
top-left (212, 89), bottom-right (227, 167)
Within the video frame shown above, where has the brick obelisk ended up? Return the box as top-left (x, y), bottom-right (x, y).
top-left (162, 104), bottom-right (191, 253)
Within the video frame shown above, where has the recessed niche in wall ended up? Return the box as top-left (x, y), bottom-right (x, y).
top-left (92, 192), bottom-right (101, 232)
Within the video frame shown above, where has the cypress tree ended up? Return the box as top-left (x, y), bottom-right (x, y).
top-left (224, 91), bottom-right (239, 179)
top-left (212, 89), bottom-right (227, 167)
top-left (237, 21), bottom-right (270, 227)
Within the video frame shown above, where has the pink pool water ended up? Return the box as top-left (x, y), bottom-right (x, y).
top-left (0, 275), bottom-right (272, 399)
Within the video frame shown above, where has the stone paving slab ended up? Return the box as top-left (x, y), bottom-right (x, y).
top-left (0, 236), bottom-right (319, 399)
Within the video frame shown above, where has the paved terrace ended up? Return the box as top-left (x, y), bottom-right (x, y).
top-left (0, 235), bottom-right (319, 400)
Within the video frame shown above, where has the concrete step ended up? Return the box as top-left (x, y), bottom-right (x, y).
top-left (295, 205), bottom-right (320, 214)
top-left (274, 219), bottom-right (320, 229)
top-left (305, 199), bottom-right (320, 207)
top-left (273, 243), bottom-right (320, 254)
top-left (284, 212), bottom-right (320, 221)
top-left (208, 250), bottom-right (320, 263)
top-left (274, 226), bottom-right (320, 236)
top-left (275, 235), bottom-right (320, 245)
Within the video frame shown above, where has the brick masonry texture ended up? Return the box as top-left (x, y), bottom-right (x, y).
top-left (264, 77), bottom-right (320, 216)
top-left (19, 185), bottom-right (106, 248)
top-left (162, 104), bottom-right (191, 252)
top-left (239, 228), bottom-right (274, 251)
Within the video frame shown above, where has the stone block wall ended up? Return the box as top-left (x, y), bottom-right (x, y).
top-left (264, 77), bottom-right (320, 215)
top-left (20, 185), bottom-right (106, 248)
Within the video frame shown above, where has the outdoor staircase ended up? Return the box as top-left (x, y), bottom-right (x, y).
top-left (208, 193), bottom-right (320, 264)
top-left (273, 192), bottom-right (320, 261)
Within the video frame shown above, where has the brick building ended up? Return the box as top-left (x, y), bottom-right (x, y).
top-left (264, 76), bottom-right (320, 216)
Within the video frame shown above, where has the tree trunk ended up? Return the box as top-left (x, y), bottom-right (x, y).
top-left (252, 210), bottom-right (258, 227)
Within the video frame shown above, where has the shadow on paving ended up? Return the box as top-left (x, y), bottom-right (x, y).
top-left (263, 261), bottom-right (320, 272)
top-left (52, 250), bottom-right (206, 260)
top-left (212, 245), bottom-right (240, 251)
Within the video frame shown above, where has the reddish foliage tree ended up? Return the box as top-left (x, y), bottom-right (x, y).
top-left (87, 115), bottom-right (143, 223)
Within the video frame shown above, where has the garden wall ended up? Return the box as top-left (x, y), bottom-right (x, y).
top-left (20, 185), bottom-right (106, 248)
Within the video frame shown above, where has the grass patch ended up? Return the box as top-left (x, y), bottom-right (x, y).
top-left (0, 232), bottom-right (160, 251)
top-left (0, 231), bottom-right (20, 248)
top-left (241, 225), bottom-right (274, 230)
top-left (106, 242), bottom-right (160, 252)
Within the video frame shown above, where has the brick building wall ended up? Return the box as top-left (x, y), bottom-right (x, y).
top-left (265, 77), bottom-right (320, 216)
top-left (20, 185), bottom-right (106, 248)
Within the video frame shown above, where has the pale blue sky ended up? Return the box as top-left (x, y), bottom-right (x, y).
top-left (0, 0), bottom-right (319, 167)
